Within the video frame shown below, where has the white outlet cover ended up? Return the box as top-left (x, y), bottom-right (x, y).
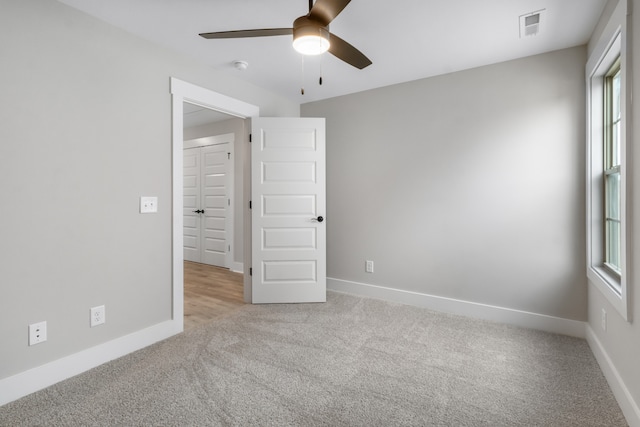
top-left (91, 305), bottom-right (106, 327)
top-left (140, 196), bottom-right (158, 213)
top-left (365, 260), bottom-right (374, 273)
top-left (29, 321), bottom-right (47, 346)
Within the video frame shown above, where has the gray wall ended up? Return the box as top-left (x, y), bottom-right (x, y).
top-left (184, 118), bottom-right (248, 267)
top-left (587, 0), bottom-right (640, 415)
top-left (0, 0), bottom-right (298, 380)
top-left (302, 46), bottom-right (587, 321)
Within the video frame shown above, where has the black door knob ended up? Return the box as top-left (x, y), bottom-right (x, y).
top-left (316, 216), bottom-right (324, 223)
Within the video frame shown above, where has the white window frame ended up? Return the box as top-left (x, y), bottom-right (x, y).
top-left (586, 26), bottom-right (630, 320)
top-left (603, 58), bottom-right (621, 275)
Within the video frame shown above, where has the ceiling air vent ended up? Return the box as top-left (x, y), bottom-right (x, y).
top-left (519, 9), bottom-right (545, 38)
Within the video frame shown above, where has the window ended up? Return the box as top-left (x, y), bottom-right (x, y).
top-left (586, 29), bottom-right (629, 320)
top-left (603, 58), bottom-right (621, 276)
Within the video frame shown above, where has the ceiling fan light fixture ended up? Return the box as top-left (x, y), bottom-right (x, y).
top-left (293, 34), bottom-right (330, 55)
top-left (292, 16), bottom-right (330, 55)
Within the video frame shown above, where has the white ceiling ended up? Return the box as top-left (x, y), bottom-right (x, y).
top-left (58, 0), bottom-right (607, 104)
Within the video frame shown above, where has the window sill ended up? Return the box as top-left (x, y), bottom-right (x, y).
top-left (587, 265), bottom-right (628, 321)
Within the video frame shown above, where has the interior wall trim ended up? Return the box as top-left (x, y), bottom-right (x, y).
top-left (327, 278), bottom-right (586, 338)
top-left (171, 77), bottom-right (259, 313)
top-left (586, 326), bottom-right (640, 427)
top-left (0, 321), bottom-right (179, 407)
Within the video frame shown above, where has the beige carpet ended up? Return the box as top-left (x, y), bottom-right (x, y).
top-left (0, 292), bottom-right (627, 426)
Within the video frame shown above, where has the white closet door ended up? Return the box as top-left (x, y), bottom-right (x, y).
top-left (183, 143), bottom-right (231, 267)
top-left (183, 149), bottom-right (201, 263)
top-left (201, 144), bottom-right (230, 267)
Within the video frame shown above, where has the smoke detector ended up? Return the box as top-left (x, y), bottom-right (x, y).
top-left (519, 9), bottom-right (545, 38)
top-left (233, 60), bottom-right (249, 71)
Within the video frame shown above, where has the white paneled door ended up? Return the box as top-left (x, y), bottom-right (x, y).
top-left (183, 143), bottom-right (231, 267)
top-left (251, 118), bottom-right (326, 303)
top-left (183, 149), bottom-right (201, 263)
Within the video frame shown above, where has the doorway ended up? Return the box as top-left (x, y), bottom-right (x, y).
top-left (171, 78), bottom-right (259, 331)
top-left (182, 103), bottom-right (243, 328)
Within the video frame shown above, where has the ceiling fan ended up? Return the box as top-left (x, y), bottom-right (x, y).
top-left (199, 0), bottom-right (372, 70)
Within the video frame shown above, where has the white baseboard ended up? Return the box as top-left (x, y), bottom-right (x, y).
top-left (328, 278), bottom-right (586, 338)
top-left (231, 262), bottom-right (244, 274)
top-left (0, 319), bottom-right (181, 407)
top-left (586, 326), bottom-right (640, 427)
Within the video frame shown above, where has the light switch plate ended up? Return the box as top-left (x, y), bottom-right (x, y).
top-left (140, 196), bottom-right (158, 213)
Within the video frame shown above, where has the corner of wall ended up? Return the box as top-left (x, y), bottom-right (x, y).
top-left (586, 325), bottom-right (640, 426)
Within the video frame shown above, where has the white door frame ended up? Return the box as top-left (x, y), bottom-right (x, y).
top-left (170, 78), bottom-right (259, 330)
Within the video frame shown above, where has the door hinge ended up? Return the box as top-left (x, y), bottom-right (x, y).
top-left (249, 134), bottom-right (252, 143)
top-left (249, 268), bottom-right (252, 276)
top-left (228, 198), bottom-right (230, 206)
top-left (249, 200), bottom-right (252, 209)
top-left (228, 245), bottom-right (231, 252)
top-left (227, 152), bottom-right (231, 160)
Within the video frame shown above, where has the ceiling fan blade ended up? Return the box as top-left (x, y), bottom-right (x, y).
top-left (199, 28), bottom-right (293, 39)
top-left (308, 0), bottom-right (351, 25)
top-left (328, 33), bottom-right (372, 69)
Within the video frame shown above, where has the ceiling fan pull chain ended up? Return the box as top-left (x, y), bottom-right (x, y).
top-left (301, 55), bottom-right (305, 95)
top-left (319, 54), bottom-right (323, 85)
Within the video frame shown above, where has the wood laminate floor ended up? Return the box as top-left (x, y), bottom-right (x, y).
top-left (184, 261), bottom-right (245, 330)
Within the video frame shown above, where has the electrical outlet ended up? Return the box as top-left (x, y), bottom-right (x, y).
top-left (601, 308), bottom-right (607, 332)
top-left (140, 196), bottom-right (158, 213)
top-left (91, 305), bottom-right (106, 327)
top-left (29, 321), bottom-right (47, 346)
top-left (365, 260), bottom-right (374, 273)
